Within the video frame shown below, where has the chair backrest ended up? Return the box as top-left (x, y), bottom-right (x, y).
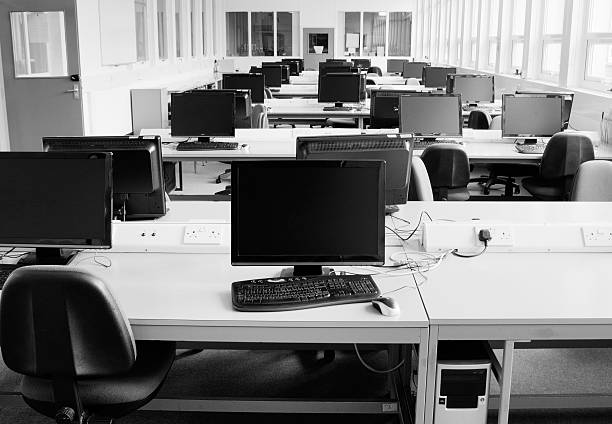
top-left (251, 103), bottom-right (269, 128)
top-left (405, 78), bottom-right (421, 86)
top-left (264, 87), bottom-right (273, 99)
top-left (409, 156), bottom-right (434, 201)
top-left (489, 115), bottom-right (502, 130)
top-left (368, 66), bottom-right (382, 76)
top-left (467, 110), bottom-right (491, 130)
top-left (571, 160), bottom-right (612, 201)
top-left (420, 144), bottom-right (471, 189)
top-left (540, 132), bottom-right (595, 179)
top-left (0, 266), bottom-right (136, 379)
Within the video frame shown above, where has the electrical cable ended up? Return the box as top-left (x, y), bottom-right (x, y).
top-left (353, 343), bottom-right (405, 374)
top-left (451, 229), bottom-right (491, 258)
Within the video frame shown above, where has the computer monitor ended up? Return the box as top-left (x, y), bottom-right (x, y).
top-left (502, 94), bottom-right (564, 142)
top-left (263, 63), bottom-right (289, 84)
top-left (352, 58), bottom-right (371, 69)
top-left (296, 134), bottom-right (414, 211)
top-left (170, 90), bottom-right (236, 141)
top-left (319, 61), bottom-right (353, 76)
top-left (224, 89), bottom-right (253, 128)
top-left (0, 152), bottom-right (112, 265)
top-left (387, 59), bottom-right (407, 74)
top-left (281, 59), bottom-right (300, 76)
top-left (423, 67), bottom-right (457, 88)
top-left (399, 94), bottom-right (463, 138)
top-left (515, 90), bottom-right (574, 129)
top-left (447, 74), bottom-right (495, 105)
top-left (231, 160), bottom-right (385, 276)
top-left (326, 59), bottom-right (349, 63)
top-left (260, 65), bottom-right (282, 87)
top-left (43, 136), bottom-right (166, 221)
top-left (369, 89), bottom-right (429, 128)
top-left (318, 73), bottom-right (362, 106)
top-left (222, 73), bottom-right (265, 103)
top-left (402, 62), bottom-right (429, 78)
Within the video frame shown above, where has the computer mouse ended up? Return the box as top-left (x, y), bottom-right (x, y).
top-left (371, 297), bottom-right (400, 317)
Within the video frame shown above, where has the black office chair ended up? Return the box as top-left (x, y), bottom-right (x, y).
top-left (421, 144), bottom-right (471, 201)
top-left (0, 266), bottom-right (176, 424)
top-left (367, 66), bottom-right (382, 76)
top-left (522, 132), bottom-right (595, 200)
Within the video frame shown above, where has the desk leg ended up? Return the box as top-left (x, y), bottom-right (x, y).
top-left (424, 325), bottom-right (439, 424)
top-left (498, 341), bottom-right (515, 424)
top-left (358, 117), bottom-right (364, 129)
top-left (176, 161), bottom-right (184, 192)
top-left (415, 327), bottom-right (429, 424)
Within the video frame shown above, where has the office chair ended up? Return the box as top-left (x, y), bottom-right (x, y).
top-left (264, 87), bottom-right (273, 99)
top-left (251, 103), bottom-right (269, 129)
top-left (467, 110), bottom-right (491, 129)
top-left (405, 78), bottom-right (421, 86)
top-left (367, 66), bottom-right (382, 76)
top-left (408, 156), bottom-right (434, 201)
top-left (420, 144), bottom-right (471, 201)
top-left (570, 160), bottom-right (612, 201)
top-left (522, 132), bottom-right (595, 200)
top-left (489, 115), bottom-right (501, 130)
top-left (0, 266), bottom-right (176, 424)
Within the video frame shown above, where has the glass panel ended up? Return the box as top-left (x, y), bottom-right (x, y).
top-left (488, 39), bottom-right (497, 67)
top-left (511, 40), bottom-right (524, 69)
top-left (309, 33), bottom-right (328, 54)
top-left (363, 12), bottom-right (386, 56)
top-left (276, 12), bottom-right (293, 56)
top-left (344, 12), bottom-right (361, 56)
top-left (10, 11), bottom-right (68, 77)
top-left (542, 40), bottom-right (561, 75)
top-left (251, 12), bottom-right (273, 56)
top-left (226, 12), bottom-right (248, 56)
top-left (470, 0), bottom-right (478, 38)
top-left (512, 0), bottom-right (526, 35)
top-left (488, 0), bottom-right (499, 36)
top-left (157, 0), bottom-right (168, 59)
top-left (543, 0), bottom-right (564, 35)
top-left (135, 0), bottom-right (148, 62)
top-left (585, 41), bottom-right (612, 80)
top-left (470, 39), bottom-right (477, 64)
top-left (588, 0), bottom-right (612, 33)
top-left (201, 0), bottom-right (206, 55)
top-left (190, 0), bottom-right (196, 57)
top-left (175, 0), bottom-right (183, 57)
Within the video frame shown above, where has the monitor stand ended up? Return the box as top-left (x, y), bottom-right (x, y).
top-left (18, 248), bottom-right (76, 266)
top-left (518, 138), bottom-right (538, 145)
top-left (280, 265), bottom-right (332, 277)
top-left (196, 137), bottom-right (211, 142)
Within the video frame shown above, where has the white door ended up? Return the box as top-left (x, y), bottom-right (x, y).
top-left (0, 0), bottom-right (82, 151)
top-left (303, 28), bottom-right (334, 71)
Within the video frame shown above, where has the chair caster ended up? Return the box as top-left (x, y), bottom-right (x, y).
top-left (483, 187), bottom-right (490, 195)
top-left (514, 186), bottom-right (521, 195)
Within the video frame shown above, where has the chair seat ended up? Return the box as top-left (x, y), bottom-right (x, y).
top-left (21, 341), bottom-right (176, 419)
top-left (446, 187), bottom-right (470, 201)
top-left (325, 118), bottom-right (357, 128)
top-left (522, 176), bottom-right (565, 200)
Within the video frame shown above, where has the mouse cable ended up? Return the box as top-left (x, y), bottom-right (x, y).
top-left (353, 343), bottom-right (405, 374)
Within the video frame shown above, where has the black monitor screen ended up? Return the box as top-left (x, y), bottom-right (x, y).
top-left (171, 91), bottom-right (235, 137)
top-left (423, 67), bottom-right (457, 88)
top-left (231, 161), bottom-right (385, 265)
top-left (399, 94), bottom-right (462, 137)
top-left (352, 58), bottom-right (371, 69)
top-left (448, 74), bottom-right (494, 103)
top-left (281, 60), bottom-right (300, 76)
top-left (319, 62), bottom-right (353, 75)
top-left (403, 62), bottom-right (429, 78)
top-left (502, 94), bottom-right (564, 138)
top-left (318, 73), bottom-right (361, 103)
top-left (387, 59), bottom-right (406, 73)
top-left (0, 152), bottom-right (112, 248)
top-left (223, 73), bottom-right (265, 103)
top-left (261, 66), bottom-right (282, 87)
top-left (370, 90), bottom-right (429, 128)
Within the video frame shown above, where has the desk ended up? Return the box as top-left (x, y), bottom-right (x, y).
top-left (271, 84), bottom-right (318, 98)
top-left (264, 98), bottom-right (370, 128)
top-left (368, 76), bottom-right (408, 85)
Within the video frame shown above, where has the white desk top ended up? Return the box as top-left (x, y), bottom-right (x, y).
top-left (264, 98), bottom-right (370, 117)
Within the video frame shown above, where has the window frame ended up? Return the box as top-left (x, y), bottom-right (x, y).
top-left (225, 11), bottom-right (298, 58)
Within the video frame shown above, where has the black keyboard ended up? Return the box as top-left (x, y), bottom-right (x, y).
top-left (232, 274), bottom-right (380, 312)
top-left (413, 139), bottom-right (464, 150)
top-left (0, 264), bottom-right (24, 290)
top-left (322, 106), bottom-right (353, 112)
top-left (176, 141), bottom-right (239, 151)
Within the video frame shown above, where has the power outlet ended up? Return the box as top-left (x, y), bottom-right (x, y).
top-left (474, 226), bottom-right (515, 247)
top-left (582, 226), bottom-right (612, 246)
top-left (183, 224), bottom-right (224, 245)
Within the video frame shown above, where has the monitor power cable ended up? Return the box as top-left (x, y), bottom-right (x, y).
top-left (353, 343), bottom-right (405, 374)
top-left (451, 229), bottom-right (491, 258)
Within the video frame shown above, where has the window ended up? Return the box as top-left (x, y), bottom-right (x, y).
top-left (584, 0), bottom-right (612, 87)
top-left (539, 0), bottom-right (564, 80)
top-left (430, 1), bottom-right (440, 60)
top-left (190, 0), bottom-right (196, 57)
top-left (510, 0), bottom-right (527, 72)
top-left (389, 12), bottom-right (411, 56)
top-left (226, 12), bottom-right (247, 56)
top-left (344, 12), bottom-right (361, 56)
top-left (276, 12), bottom-right (294, 56)
top-left (251, 12), bottom-right (273, 56)
top-left (175, 0), bottom-right (183, 58)
top-left (344, 11), bottom-right (410, 58)
top-left (134, 0), bottom-right (148, 62)
top-left (363, 12), bottom-right (387, 56)
top-left (449, 0), bottom-right (462, 65)
top-left (461, 0), bottom-right (478, 67)
top-left (201, 0), bottom-right (206, 55)
top-left (157, 0), bottom-right (168, 60)
top-left (485, 0), bottom-right (499, 69)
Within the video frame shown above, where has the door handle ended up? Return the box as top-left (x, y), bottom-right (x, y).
top-left (63, 89), bottom-right (78, 93)
top-left (63, 84), bottom-right (80, 100)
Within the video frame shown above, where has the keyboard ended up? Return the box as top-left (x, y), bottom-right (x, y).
top-left (232, 274), bottom-right (380, 312)
top-left (516, 143), bottom-right (546, 154)
top-left (176, 141), bottom-right (239, 151)
top-left (323, 106), bottom-right (354, 112)
top-left (0, 264), bottom-right (24, 290)
top-left (413, 139), bottom-right (464, 150)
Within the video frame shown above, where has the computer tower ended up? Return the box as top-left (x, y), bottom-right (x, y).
top-left (434, 341), bottom-right (491, 424)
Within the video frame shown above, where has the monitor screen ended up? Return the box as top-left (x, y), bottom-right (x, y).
top-left (403, 62), bottom-right (429, 78)
top-left (296, 134), bottom-right (414, 206)
top-left (387, 59), bottom-right (406, 73)
top-left (502, 94), bottom-right (564, 138)
top-left (318, 73), bottom-right (361, 104)
top-left (223, 73), bottom-right (265, 103)
top-left (319, 61), bottom-right (353, 76)
top-left (231, 160), bottom-right (385, 266)
top-left (0, 152), bottom-right (112, 249)
top-left (515, 90), bottom-right (574, 126)
top-left (261, 66), bottom-right (282, 87)
top-left (447, 74), bottom-right (495, 104)
top-left (171, 90), bottom-right (235, 138)
top-left (370, 90), bottom-right (430, 129)
top-left (399, 94), bottom-right (463, 137)
top-left (43, 136), bottom-right (166, 220)
top-left (423, 67), bottom-right (457, 88)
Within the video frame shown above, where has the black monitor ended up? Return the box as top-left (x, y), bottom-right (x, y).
top-left (326, 59), bottom-right (349, 63)
top-left (231, 160), bottom-right (385, 276)
top-left (423, 66), bottom-right (457, 88)
top-left (263, 63), bottom-right (289, 84)
top-left (223, 73), bottom-right (265, 103)
top-left (502, 94), bottom-right (564, 142)
top-left (319, 61), bottom-right (353, 76)
top-left (352, 58), bottom-right (371, 69)
top-left (399, 94), bottom-right (463, 138)
top-left (296, 134), bottom-right (414, 212)
top-left (318, 73), bottom-right (362, 106)
top-left (402, 61), bottom-right (429, 78)
top-left (43, 136), bottom-right (166, 221)
top-left (260, 66), bottom-right (282, 87)
top-left (223, 89), bottom-right (253, 128)
top-left (515, 90), bottom-right (574, 129)
top-left (387, 59), bottom-right (407, 74)
top-left (0, 152), bottom-right (112, 265)
top-left (370, 89), bottom-right (429, 128)
top-left (281, 59), bottom-right (300, 76)
top-left (170, 90), bottom-right (236, 140)
top-left (447, 74), bottom-right (495, 105)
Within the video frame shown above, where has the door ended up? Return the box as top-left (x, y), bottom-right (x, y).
top-left (0, 0), bottom-right (83, 151)
top-left (303, 28), bottom-right (334, 71)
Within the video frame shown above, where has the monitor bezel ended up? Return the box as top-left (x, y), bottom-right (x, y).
top-left (398, 93), bottom-right (464, 137)
top-left (422, 66), bottom-right (457, 88)
top-left (447, 73), bottom-right (495, 104)
top-left (317, 73), bottom-right (362, 104)
top-left (0, 152), bottom-right (113, 249)
top-left (231, 160), bottom-right (386, 266)
top-left (501, 93), bottom-right (565, 138)
top-left (170, 90), bottom-right (236, 138)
